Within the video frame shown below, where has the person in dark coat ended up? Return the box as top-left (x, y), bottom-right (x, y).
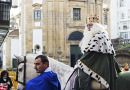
top-left (0, 70), bottom-right (13, 90)
top-left (64, 18), bottom-right (121, 90)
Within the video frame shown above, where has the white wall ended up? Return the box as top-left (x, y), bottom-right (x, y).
top-left (110, 0), bottom-right (130, 39)
top-left (11, 38), bottom-right (19, 58)
top-left (32, 0), bottom-right (43, 4)
top-left (33, 29), bottom-right (43, 54)
top-left (110, 0), bottom-right (119, 39)
top-left (10, 0), bottom-right (21, 17)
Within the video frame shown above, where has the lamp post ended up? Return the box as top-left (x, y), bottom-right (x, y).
top-left (42, 46), bottom-right (47, 55)
top-left (57, 47), bottom-right (62, 61)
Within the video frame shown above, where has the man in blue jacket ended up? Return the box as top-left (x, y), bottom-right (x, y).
top-left (26, 55), bottom-right (61, 90)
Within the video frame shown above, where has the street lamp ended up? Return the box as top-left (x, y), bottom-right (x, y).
top-left (57, 47), bottom-right (62, 61)
top-left (42, 46), bottom-right (47, 55)
top-left (0, 0), bottom-right (12, 46)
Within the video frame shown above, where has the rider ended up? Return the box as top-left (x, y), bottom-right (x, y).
top-left (64, 15), bottom-right (121, 90)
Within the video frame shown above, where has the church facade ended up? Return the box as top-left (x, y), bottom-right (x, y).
top-left (3, 0), bottom-right (105, 68)
top-left (22, 0), bottom-right (103, 65)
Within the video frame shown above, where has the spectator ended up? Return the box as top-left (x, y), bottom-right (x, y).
top-left (123, 63), bottom-right (129, 71)
top-left (0, 70), bottom-right (13, 90)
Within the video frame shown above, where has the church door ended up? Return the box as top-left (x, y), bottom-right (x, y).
top-left (70, 45), bottom-right (82, 67)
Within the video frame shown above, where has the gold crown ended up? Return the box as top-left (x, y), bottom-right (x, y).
top-left (87, 15), bottom-right (99, 23)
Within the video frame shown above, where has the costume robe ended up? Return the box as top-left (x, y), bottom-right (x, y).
top-left (26, 70), bottom-right (61, 90)
top-left (64, 32), bottom-right (121, 90)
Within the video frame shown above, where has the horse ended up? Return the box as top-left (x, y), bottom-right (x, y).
top-left (15, 54), bottom-right (130, 90)
top-left (15, 54), bottom-right (73, 90)
top-left (63, 65), bottom-right (130, 90)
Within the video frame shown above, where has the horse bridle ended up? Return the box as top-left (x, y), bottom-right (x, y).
top-left (16, 56), bottom-right (27, 87)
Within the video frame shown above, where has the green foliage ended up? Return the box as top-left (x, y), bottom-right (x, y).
top-left (117, 44), bottom-right (130, 51)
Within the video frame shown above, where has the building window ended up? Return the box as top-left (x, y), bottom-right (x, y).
top-left (122, 22), bottom-right (129, 30)
top-left (120, 0), bottom-right (125, 7)
top-left (103, 13), bottom-right (108, 25)
top-left (104, 15), bottom-right (107, 25)
top-left (0, 3), bottom-right (10, 21)
top-left (119, 27), bottom-right (120, 30)
top-left (120, 32), bottom-right (128, 39)
top-left (128, 9), bottom-right (130, 18)
top-left (123, 25), bottom-right (127, 30)
top-left (34, 10), bottom-right (41, 21)
top-left (103, 8), bottom-right (109, 25)
top-left (73, 8), bottom-right (81, 21)
top-left (121, 13), bottom-right (125, 19)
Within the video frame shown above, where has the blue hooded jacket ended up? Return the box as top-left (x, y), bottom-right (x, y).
top-left (26, 71), bottom-right (61, 90)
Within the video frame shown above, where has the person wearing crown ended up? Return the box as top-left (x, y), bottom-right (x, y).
top-left (64, 16), bottom-right (121, 90)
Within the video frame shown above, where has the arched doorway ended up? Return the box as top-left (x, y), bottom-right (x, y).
top-left (68, 31), bottom-right (83, 67)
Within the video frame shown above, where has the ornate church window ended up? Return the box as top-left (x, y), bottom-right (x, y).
top-left (73, 8), bottom-right (81, 21)
top-left (34, 9), bottom-right (41, 21)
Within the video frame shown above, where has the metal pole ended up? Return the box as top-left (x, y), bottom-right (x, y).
top-left (23, 56), bottom-right (26, 89)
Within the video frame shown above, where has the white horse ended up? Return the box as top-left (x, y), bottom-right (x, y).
top-left (15, 54), bottom-right (74, 90)
top-left (15, 54), bottom-right (108, 90)
top-left (15, 54), bottom-right (130, 90)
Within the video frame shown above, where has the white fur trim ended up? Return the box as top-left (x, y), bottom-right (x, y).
top-left (79, 23), bottom-right (114, 55)
top-left (84, 32), bottom-right (115, 55)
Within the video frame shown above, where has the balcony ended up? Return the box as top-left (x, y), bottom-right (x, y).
top-left (0, 0), bottom-right (12, 46)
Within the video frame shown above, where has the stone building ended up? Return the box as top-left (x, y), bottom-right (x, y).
top-left (2, 14), bottom-right (20, 69)
top-left (20, 0), bottom-right (103, 66)
top-left (3, 0), bottom-right (105, 68)
top-left (0, 0), bottom-right (12, 69)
